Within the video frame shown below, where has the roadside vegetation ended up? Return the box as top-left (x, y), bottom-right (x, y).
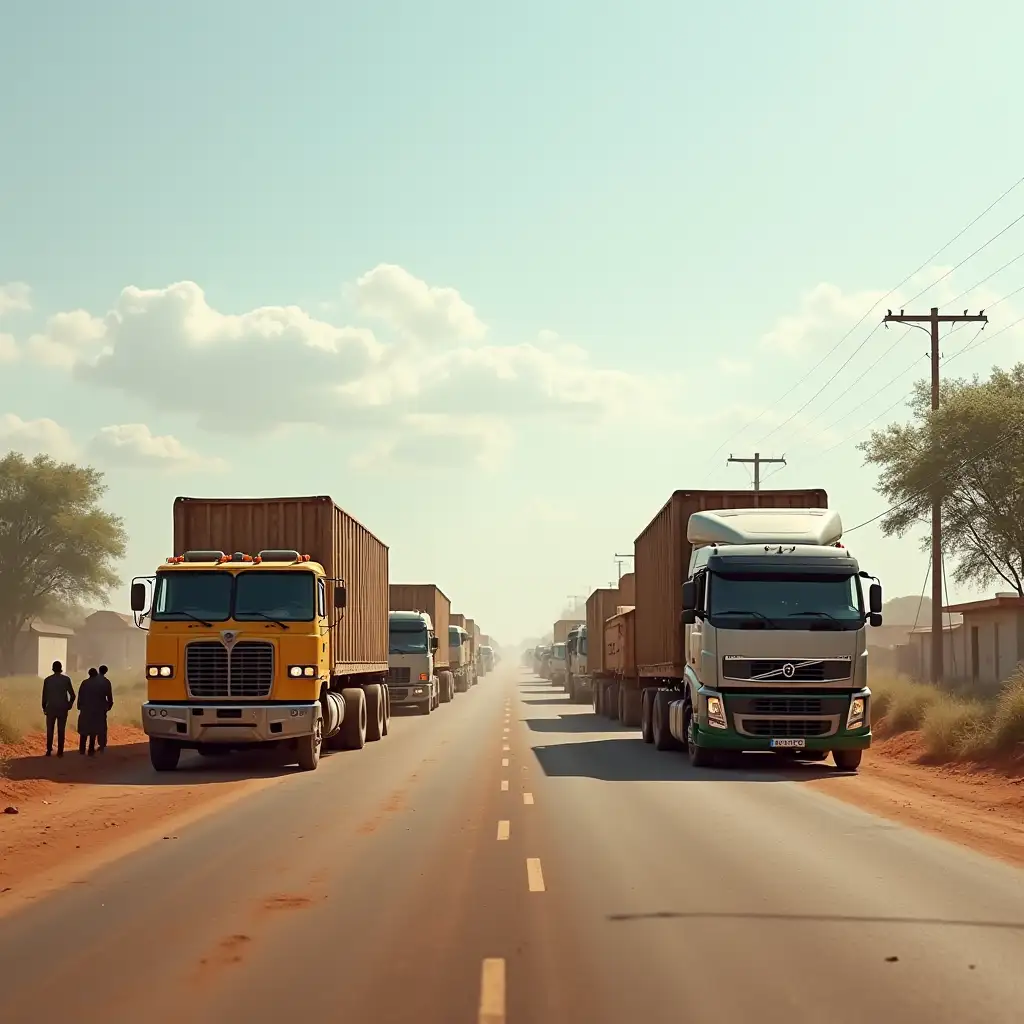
top-left (871, 668), bottom-right (1024, 763)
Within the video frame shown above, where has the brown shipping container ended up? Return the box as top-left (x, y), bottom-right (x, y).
top-left (553, 619), bottom-right (584, 644)
top-left (586, 588), bottom-right (624, 676)
top-left (389, 584), bottom-right (451, 669)
top-left (634, 489), bottom-right (828, 679)
top-left (173, 495), bottom-right (388, 676)
top-left (466, 618), bottom-right (477, 660)
top-left (450, 613), bottom-right (466, 629)
top-left (604, 607), bottom-right (636, 677)
top-left (618, 572), bottom-right (636, 605)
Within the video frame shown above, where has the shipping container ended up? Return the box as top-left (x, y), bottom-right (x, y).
top-left (553, 618), bottom-right (584, 644)
top-left (586, 588), bottom-right (625, 676)
top-left (618, 572), bottom-right (636, 605)
top-left (450, 613), bottom-right (466, 629)
top-left (466, 618), bottom-right (478, 661)
top-left (389, 584), bottom-right (451, 669)
top-left (634, 489), bottom-right (828, 679)
top-left (173, 495), bottom-right (388, 676)
top-left (604, 607), bottom-right (636, 677)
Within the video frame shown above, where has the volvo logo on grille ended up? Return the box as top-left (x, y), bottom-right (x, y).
top-left (782, 662), bottom-right (796, 679)
top-left (220, 630), bottom-right (239, 648)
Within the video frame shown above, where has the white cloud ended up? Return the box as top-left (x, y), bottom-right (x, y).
top-left (351, 263), bottom-right (487, 344)
top-left (0, 282), bottom-right (31, 317)
top-left (0, 413), bottom-right (77, 460)
top-left (88, 423), bottom-right (226, 472)
top-left (351, 415), bottom-right (512, 471)
top-left (0, 334), bottom-right (17, 364)
top-left (27, 309), bottom-right (107, 369)
top-left (760, 282), bottom-right (886, 355)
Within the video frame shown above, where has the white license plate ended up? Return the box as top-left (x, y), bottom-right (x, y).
top-left (770, 738), bottom-right (806, 749)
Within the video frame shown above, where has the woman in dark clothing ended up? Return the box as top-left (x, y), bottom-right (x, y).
top-left (77, 667), bottom-right (109, 756)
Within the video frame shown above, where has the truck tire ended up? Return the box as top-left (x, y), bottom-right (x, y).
top-left (339, 688), bottom-right (368, 749)
top-left (652, 691), bottom-right (676, 751)
top-left (684, 702), bottom-right (716, 768)
top-left (149, 737), bottom-right (181, 772)
top-left (832, 749), bottom-right (862, 771)
top-left (621, 688), bottom-right (642, 728)
top-left (455, 672), bottom-right (469, 694)
top-left (593, 684), bottom-right (602, 715)
top-left (418, 694), bottom-right (432, 715)
top-left (439, 671), bottom-right (454, 704)
top-left (365, 683), bottom-right (385, 741)
top-left (640, 689), bottom-right (655, 743)
top-left (565, 675), bottom-right (575, 702)
top-left (606, 682), bottom-right (620, 721)
top-left (382, 684), bottom-right (391, 735)
top-left (296, 715), bottom-right (323, 771)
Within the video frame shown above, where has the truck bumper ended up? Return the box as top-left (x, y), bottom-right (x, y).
top-left (692, 723), bottom-right (872, 752)
top-left (141, 702), bottom-right (319, 744)
top-left (387, 684), bottom-right (433, 706)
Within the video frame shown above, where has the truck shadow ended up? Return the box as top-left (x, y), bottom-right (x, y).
top-left (524, 715), bottom-right (613, 734)
top-left (531, 737), bottom-right (840, 783)
top-left (603, 910), bottom-right (1024, 932)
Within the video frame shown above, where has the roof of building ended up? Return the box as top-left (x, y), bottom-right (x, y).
top-left (20, 619), bottom-right (75, 637)
top-left (943, 593), bottom-right (1024, 615)
top-left (84, 610), bottom-right (135, 629)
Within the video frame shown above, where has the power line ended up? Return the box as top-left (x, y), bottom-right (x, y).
top-left (727, 452), bottom-right (786, 491)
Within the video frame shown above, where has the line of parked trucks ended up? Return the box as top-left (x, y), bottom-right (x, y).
top-left (129, 495), bottom-right (498, 772)
top-left (531, 488), bottom-right (884, 772)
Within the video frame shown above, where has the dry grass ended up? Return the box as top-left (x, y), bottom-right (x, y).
top-left (871, 668), bottom-right (1024, 762)
top-left (0, 674), bottom-right (146, 744)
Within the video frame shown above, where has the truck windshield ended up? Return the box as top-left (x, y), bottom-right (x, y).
top-left (449, 627), bottom-right (462, 648)
top-left (235, 571), bottom-right (315, 621)
top-left (152, 571), bottom-right (232, 622)
top-left (552, 643), bottom-right (566, 659)
top-left (708, 573), bottom-right (862, 629)
top-left (390, 625), bottom-right (428, 654)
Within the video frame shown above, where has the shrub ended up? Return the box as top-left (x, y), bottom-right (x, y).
top-left (871, 674), bottom-right (940, 733)
top-left (986, 669), bottom-right (1024, 756)
top-left (920, 695), bottom-right (988, 760)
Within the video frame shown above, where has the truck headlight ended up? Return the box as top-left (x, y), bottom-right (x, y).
top-left (288, 665), bottom-right (317, 678)
top-left (147, 665), bottom-right (174, 678)
top-left (705, 694), bottom-right (727, 729)
top-left (847, 696), bottom-right (867, 730)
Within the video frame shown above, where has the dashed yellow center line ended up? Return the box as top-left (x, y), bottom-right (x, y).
top-left (502, 758), bottom-right (509, 767)
top-left (501, 780), bottom-right (509, 791)
top-left (478, 958), bottom-right (506, 1024)
top-left (497, 820), bottom-right (510, 841)
top-left (523, 793), bottom-right (534, 805)
top-left (526, 858), bottom-right (545, 892)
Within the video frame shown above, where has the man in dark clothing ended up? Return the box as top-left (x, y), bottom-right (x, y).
top-left (77, 667), bottom-right (110, 756)
top-left (41, 660), bottom-right (76, 758)
top-left (96, 665), bottom-right (114, 752)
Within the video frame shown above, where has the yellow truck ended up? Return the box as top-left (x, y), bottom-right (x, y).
top-left (131, 495), bottom-right (390, 772)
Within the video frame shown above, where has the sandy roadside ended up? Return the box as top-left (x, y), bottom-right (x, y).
top-left (808, 733), bottom-right (1024, 868)
top-left (0, 727), bottom-right (284, 917)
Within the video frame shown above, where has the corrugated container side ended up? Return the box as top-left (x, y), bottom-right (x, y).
top-left (389, 584), bottom-right (451, 669)
top-left (450, 613), bottom-right (466, 628)
top-left (586, 588), bottom-right (622, 675)
top-left (553, 618), bottom-right (585, 644)
top-left (618, 572), bottom-right (636, 605)
top-left (604, 608), bottom-right (636, 677)
top-left (173, 496), bottom-right (388, 675)
top-left (634, 489), bottom-right (828, 679)
top-left (466, 618), bottom-right (477, 660)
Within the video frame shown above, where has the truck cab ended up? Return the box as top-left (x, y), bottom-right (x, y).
top-left (388, 611), bottom-right (440, 714)
top-left (480, 645), bottom-right (495, 674)
top-left (669, 508), bottom-right (880, 771)
top-left (549, 642), bottom-right (568, 685)
top-left (565, 624), bottom-right (590, 703)
top-left (449, 625), bottom-right (473, 691)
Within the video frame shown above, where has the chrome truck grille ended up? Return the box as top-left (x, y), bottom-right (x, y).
top-left (722, 657), bottom-right (852, 683)
top-left (185, 641), bottom-right (274, 699)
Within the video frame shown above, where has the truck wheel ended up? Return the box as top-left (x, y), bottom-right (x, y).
top-left (149, 737), bottom-right (181, 772)
top-left (640, 690), bottom-right (655, 744)
top-left (593, 684), bottom-right (602, 715)
top-left (606, 683), bottom-right (620, 721)
top-left (296, 716), bottom-right (323, 771)
top-left (652, 691), bottom-right (676, 751)
top-left (419, 696), bottom-right (432, 715)
top-left (439, 671), bottom-right (454, 704)
top-left (684, 703), bottom-right (716, 768)
top-left (365, 683), bottom-right (385, 741)
top-left (621, 688), bottom-right (642, 727)
top-left (339, 688), bottom-right (368, 749)
top-left (382, 684), bottom-right (391, 735)
top-left (832, 749), bottom-right (862, 771)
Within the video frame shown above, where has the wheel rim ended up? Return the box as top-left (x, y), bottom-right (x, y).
top-left (685, 707), bottom-right (696, 757)
top-left (313, 718), bottom-right (323, 755)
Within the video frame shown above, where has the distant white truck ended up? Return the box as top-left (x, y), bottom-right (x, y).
top-left (449, 624), bottom-right (474, 692)
top-left (388, 610), bottom-right (440, 714)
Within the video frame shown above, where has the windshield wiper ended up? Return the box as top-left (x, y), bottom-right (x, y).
top-left (241, 610), bottom-right (289, 630)
top-left (167, 610), bottom-right (214, 627)
top-left (713, 609), bottom-right (773, 628)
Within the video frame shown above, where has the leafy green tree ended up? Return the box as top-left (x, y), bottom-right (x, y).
top-left (859, 363), bottom-right (1024, 595)
top-left (0, 452), bottom-right (127, 676)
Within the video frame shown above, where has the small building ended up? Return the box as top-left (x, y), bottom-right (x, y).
top-left (943, 593), bottom-right (1024, 689)
top-left (899, 622), bottom-right (967, 683)
top-left (15, 620), bottom-right (74, 678)
top-left (69, 610), bottom-right (145, 674)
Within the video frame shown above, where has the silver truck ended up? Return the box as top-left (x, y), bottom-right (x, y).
top-left (388, 610), bottom-right (440, 714)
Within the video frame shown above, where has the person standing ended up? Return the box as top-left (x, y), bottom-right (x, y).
top-left (41, 660), bottom-right (76, 758)
top-left (96, 665), bottom-right (114, 751)
top-left (76, 667), bottom-right (107, 756)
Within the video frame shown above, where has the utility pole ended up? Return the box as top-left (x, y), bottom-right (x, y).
top-left (883, 306), bottom-right (987, 683)
top-left (566, 594), bottom-right (586, 615)
top-left (727, 452), bottom-right (786, 491)
top-left (614, 553), bottom-right (634, 584)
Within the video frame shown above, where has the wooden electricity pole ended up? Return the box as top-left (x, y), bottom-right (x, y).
top-left (727, 452), bottom-right (786, 491)
top-left (882, 306), bottom-right (987, 683)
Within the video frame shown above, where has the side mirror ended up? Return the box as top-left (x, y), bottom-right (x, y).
top-left (681, 580), bottom-right (697, 612)
top-left (868, 582), bottom-right (882, 615)
top-left (130, 582), bottom-right (148, 613)
top-left (430, 636), bottom-right (439, 652)
top-left (681, 608), bottom-right (696, 625)
top-left (334, 585), bottom-right (347, 609)
top-left (868, 611), bottom-right (883, 628)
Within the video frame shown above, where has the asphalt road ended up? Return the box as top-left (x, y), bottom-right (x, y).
top-left (2, 667), bottom-right (1023, 1023)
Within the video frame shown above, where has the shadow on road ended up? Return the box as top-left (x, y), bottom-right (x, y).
top-left (531, 737), bottom-right (838, 782)
top-left (524, 715), bottom-right (611, 734)
top-left (604, 910), bottom-right (1024, 932)
top-left (521, 697), bottom-right (578, 707)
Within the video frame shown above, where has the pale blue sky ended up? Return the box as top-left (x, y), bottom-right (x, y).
top-left (2, 2), bottom-right (1023, 642)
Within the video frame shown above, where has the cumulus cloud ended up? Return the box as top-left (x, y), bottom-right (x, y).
top-left (88, 423), bottom-right (226, 472)
top-left (0, 413), bottom-right (77, 459)
top-left (352, 263), bottom-right (487, 344)
top-left (0, 282), bottom-right (31, 316)
top-left (760, 282), bottom-right (886, 355)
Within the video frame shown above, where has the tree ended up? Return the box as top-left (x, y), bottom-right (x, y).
top-left (0, 452), bottom-right (127, 676)
top-left (858, 363), bottom-right (1024, 596)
